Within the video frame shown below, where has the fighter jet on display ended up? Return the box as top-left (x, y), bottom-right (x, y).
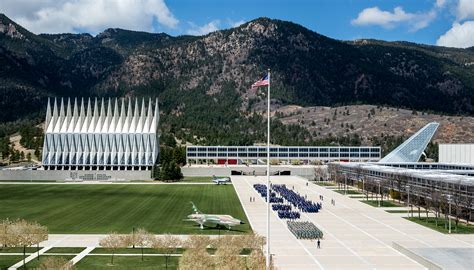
top-left (185, 202), bottom-right (245, 230)
top-left (212, 175), bottom-right (231, 185)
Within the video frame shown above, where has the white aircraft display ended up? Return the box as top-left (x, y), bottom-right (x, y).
top-left (212, 175), bottom-right (231, 185)
top-left (185, 202), bottom-right (245, 230)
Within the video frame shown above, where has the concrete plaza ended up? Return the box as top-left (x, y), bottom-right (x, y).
top-left (232, 175), bottom-right (474, 270)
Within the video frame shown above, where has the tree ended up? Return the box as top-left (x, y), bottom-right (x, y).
top-left (0, 219), bottom-right (12, 249)
top-left (247, 249), bottom-right (266, 270)
top-left (39, 256), bottom-right (75, 270)
top-left (152, 164), bottom-right (161, 180)
top-left (8, 219), bottom-right (48, 269)
top-left (431, 190), bottom-right (442, 226)
top-left (160, 161), bottom-right (183, 181)
top-left (240, 233), bottom-right (265, 253)
top-left (152, 234), bottom-right (181, 269)
top-left (184, 235), bottom-right (211, 250)
top-left (313, 166), bottom-right (327, 181)
top-left (179, 247), bottom-right (214, 270)
top-left (214, 245), bottom-right (245, 270)
top-left (99, 233), bottom-right (126, 265)
top-left (30, 222), bottom-right (48, 261)
top-left (126, 228), bottom-right (153, 261)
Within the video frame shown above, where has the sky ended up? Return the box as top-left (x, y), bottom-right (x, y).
top-left (1, 0), bottom-right (474, 48)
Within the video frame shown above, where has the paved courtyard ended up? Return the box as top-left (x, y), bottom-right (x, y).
top-left (232, 175), bottom-right (474, 270)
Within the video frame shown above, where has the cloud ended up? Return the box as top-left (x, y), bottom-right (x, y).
top-left (456, 0), bottom-right (474, 20)
top-left (436, 21), bottom-right (474, 48)
top-left (436, 0), bottom-right (447, 8)
top-left (351, 6), bottom-right (436, 31)
top-left (186, 20), bottom-right (220, 36)
top-left (230, 20), bottom-right (246, 28)
top-left (1, 0), bottom-right (178, 34)
top-left (352, 7), bottom-right (414, 28)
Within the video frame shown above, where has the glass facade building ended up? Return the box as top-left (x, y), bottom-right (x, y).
top-left (186, 146), bottom-right (381, 163)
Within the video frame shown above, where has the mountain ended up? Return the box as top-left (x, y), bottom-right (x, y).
top-left (0, 14), bottom-right (473, 146)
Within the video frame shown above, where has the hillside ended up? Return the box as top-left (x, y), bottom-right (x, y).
top-left (275, 104), bottom-right (474, 144)
top-left (0, 14), bottom-right (473, 149)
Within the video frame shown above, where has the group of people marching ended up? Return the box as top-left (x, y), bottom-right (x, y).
top-left (272, 184), bottom-right (321, 213)
top-left (287, 221), bottom-right (324, 240)
top-left (253, 181), bottom-right (325, 249)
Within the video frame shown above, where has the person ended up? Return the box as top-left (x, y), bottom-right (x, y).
top-left (317, 238), bottom-right (321, 249)
top-left (306, 182), bottom-right (308, 186)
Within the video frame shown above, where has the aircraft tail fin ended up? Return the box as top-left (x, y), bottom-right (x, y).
top-left (190, 201), bottom-right (200, 214)
top-left (379, 122), bottom-right (439, 163)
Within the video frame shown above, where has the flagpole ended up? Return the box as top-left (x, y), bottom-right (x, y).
top-left (266, 69), bottom-right (271, 270)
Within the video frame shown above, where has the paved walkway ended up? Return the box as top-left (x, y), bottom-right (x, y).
top-left (0, 181), bottom-right (215, 185)
top-left (8, 246), bottom-right (51, 270)
top-left (71, 246), bottom-right (94, 265)
top-left (39, 234), bottom-right (218, 247)
top-left (232, 175), bottom-right (474, 270)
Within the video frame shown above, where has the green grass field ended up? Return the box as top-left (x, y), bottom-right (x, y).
top-left (385, 210), bottom-right (409, 213)
top-left (0, 184), bottom-right (250, 234)
top-left (314, 181), bottom-right (336, 186)
top-left (333, 189), bottom-right (363, 195)
top-left (75, 255), bottom-right (179, 270)
top-left (180, 176), bottom-right (214, 183)
top-left (406, 217), bottom-right (474, 234)
top-left (45, 247), bottom-right (86, 254)
top-left (0, 255), bottom-right (23, 270)
top-left (361, 200), bottom-right (402, 207)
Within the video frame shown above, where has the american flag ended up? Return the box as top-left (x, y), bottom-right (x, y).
top-left (251, 74), bottom-right (269, 89)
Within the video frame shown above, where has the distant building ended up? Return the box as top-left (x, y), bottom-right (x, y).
top-left (42, 97), bottom-right (159, 171)
top-left (186, 146), bottom-right (381, 164)
top-left (439, 144), bottom-right (474, 164)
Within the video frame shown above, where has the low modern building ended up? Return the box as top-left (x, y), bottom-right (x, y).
top-left (186, 145), bottom-right (381, 164)
top-left (42, 97), bottom-right (159, 171)
top-left (439, 144), bottom-right (474, 164)
top-left (328, 162), bottom-right (474, 220)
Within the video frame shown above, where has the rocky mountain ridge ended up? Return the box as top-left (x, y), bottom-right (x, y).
top-left (0, 14), bottom-right (473, 146)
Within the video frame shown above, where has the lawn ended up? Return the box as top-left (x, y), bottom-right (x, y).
top-left (45, 247), bottom-right (86, 254)
top-left (313, 181), bottom-right (336, 186)
top-left (405, 217), bottom-right (474, 234)
top-left (0, 247), bottom-right (37, 254)
top-left (333, 189), bottom-right (363, 195)
top-left (385, 210), bottom-right (409, 213)
top-left (180, 176), bottom-right (214, 183)
top-left (0, 255), bottom-right (23, 270)
top-left (0, 184), bottom-right (250, 234)
top-left (25, 255), bottom-right (75, 269)
top-left (75, 255), bottom-right (179, 270)
top-left (361, 200), bottom-right (403, 207)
